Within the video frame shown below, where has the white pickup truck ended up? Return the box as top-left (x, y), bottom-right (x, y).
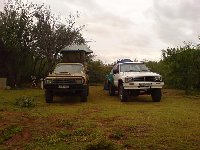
top-left (105, 59), bottom-right (164, 102)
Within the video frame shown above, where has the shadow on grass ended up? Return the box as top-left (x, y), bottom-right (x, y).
top-left (104, 90), bottom-right (155, 103)
top-left (127, 96), bottom-right (154, 103)
top-left (106, 92), bottom-right (153, 103)
top-left (52, 95), bottom-right (84, 104)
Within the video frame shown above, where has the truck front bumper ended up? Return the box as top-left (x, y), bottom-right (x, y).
top-left (44, 84), bottom-right (87, 92)
top-left (123, 82), bottom-right (164, 90)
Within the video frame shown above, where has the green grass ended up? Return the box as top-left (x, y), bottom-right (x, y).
top-left (0, 86), bottom-right (199, 149)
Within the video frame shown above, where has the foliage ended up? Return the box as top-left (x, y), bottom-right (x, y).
top-left (146, 39), bottom-right (200, 92)
top-left (15, 95), bottom-right (36, 107)
top-left (162, 43), bottom-right (200, 91)
top-left (0, 0), bottom-right (35, 86)
top-left (88, 59), bottom-right (113, 84)
top-left (0, 0), bottom-right (85, 87)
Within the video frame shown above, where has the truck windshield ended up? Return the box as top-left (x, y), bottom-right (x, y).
top-left (54, 64), bottom-right (84, 74)
top-left (120, 63), bottom-right (149, 72)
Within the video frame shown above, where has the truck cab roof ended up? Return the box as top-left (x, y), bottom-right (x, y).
top-left (117, 59), bottom-right (143, 64)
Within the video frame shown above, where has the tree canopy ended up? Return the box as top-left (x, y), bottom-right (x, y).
top-left (0, 0), bottom-right (85, 87)
top-left (146, 39), bottom-right (200, 93)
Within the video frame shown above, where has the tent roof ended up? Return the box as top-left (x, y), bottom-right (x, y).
top-left (61, 44), bottom-right (93, 54)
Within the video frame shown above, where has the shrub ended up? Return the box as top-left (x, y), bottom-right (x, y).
top-left (15, 95), bottom-right (36, 108)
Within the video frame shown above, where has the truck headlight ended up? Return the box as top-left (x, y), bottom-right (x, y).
top-left (155, 76), bottom-right (162, 82)
top-left (45, 79), bottom-right (53, 84)
top-left (125, 77), bottom-right (134, 83)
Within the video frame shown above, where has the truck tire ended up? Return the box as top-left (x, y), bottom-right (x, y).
top-left (109, 83), bottom-right (115, 96)
top-left (118, 84), bottom-right (127, 102)
top-left (81, 90), bottom-right (87, 102)
top-left (151, 88), bottom-right (161, 102)
top-left (45, 90), bottom-right (53, 103)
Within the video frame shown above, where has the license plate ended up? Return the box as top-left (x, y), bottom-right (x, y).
top-left (58, 85), bottom-right (69, 89)
top-left (139, 83), bottom-right (151, 87)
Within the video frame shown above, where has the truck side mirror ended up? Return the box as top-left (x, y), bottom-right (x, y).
top-left (113, 69), bottom-right (119, 74)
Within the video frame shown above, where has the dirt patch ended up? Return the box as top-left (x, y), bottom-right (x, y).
top-left (0, 111), bottom-right (24, 129)
top-left (5, 128), bottom-right (31, 147)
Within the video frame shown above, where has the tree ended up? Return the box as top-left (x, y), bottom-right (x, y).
top-left (32, 7), bottom-right (86, 75)
top-left (0, 0), bottom-right (86, 87)
top-left (158, 41), bottom-right (200, 91)
top-left (88, 58), bottom-right (113, 84)
top-left (0, 0), bottom-right (35, 86)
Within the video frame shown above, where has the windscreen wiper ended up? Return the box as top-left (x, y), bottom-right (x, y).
top-left (59, 72), bottom-right (70, 74)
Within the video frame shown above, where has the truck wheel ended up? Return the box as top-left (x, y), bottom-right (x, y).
top-left (81, 90), bottom-right (87, 102)
top-left (118, 84), bottom-right (127, 102)
top-left (109, 83), bottom-right (115, 96)
top-left (45, 90), bottom-right (53, 103)
top-left (151, 88), bottom-right (161, 102)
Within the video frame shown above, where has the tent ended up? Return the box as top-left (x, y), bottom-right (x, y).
top-left (60, 44), bottom-right (93, 63)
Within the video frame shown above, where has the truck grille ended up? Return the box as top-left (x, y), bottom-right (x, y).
top-left (52, 79), bottom-right (76, 84)
top-left (133, 76), bottom-right (156, 82)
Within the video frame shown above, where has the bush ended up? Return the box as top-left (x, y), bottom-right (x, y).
top-left (15, 95), bottom-right (36, 108)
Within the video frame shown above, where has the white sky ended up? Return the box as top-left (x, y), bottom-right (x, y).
top-left (1, 0), bottom-right (200, 63)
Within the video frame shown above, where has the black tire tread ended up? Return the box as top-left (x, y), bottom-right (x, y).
top-left (151, 88), bottom-right (162, 102)
top-left (81, 90), bottom-right (87, 102)
top-left (45, 90), bottom-right (53, 103)
top-left (119, 84), bottom-right (128, 102)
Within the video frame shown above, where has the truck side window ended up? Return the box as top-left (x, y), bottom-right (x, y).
top-left (117, 64), bottom-right (119, 72)
top-left (113, 64), bottom-right (119, 74)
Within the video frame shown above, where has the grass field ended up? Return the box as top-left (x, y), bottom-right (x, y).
top-left (0, 86), bottom-right (199, 150)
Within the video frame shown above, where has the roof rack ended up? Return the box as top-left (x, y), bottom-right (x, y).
top-left (60, 44), bottom-right (93, 54)
top-left (117, 59), bottom-right (133, 63)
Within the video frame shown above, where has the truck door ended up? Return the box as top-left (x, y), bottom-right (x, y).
top-left (113, 64), bottom-right (120, 87)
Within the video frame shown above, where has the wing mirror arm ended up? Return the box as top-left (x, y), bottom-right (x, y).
top-left (113, 70), bottom-right (119, 74)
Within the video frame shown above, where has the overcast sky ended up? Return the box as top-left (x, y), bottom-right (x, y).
top-left (1, 0), bottom-right (200, 63)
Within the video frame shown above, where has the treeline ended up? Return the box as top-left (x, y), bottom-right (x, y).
top-left (88, 59), bottom-right (113, 84)
top-left (146, 40), bottom-right (200, 92)
top-left (0, 0), bottom-right (85, 87)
